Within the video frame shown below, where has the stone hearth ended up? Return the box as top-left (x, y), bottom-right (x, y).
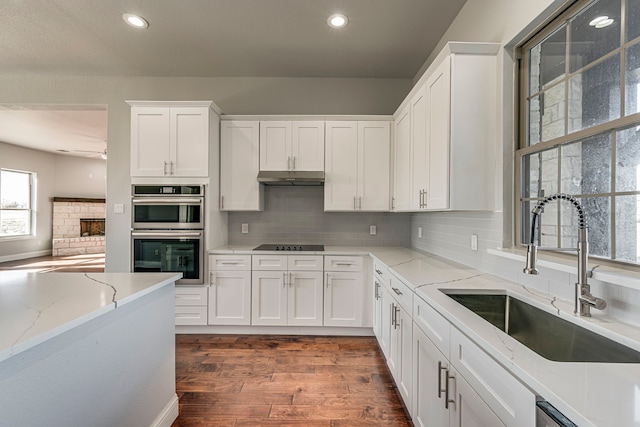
top-left (52, 197), bottom-right (106, 256)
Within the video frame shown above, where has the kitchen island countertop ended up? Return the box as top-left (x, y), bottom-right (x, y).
top-left (0, 271), bottom-right (181, 362)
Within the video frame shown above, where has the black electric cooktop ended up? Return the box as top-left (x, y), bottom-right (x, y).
top-left (253, 244), bottom-right (325, 251)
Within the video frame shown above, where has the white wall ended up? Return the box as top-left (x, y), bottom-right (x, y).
top-left (53, 155), bottom-right (106, 198)
top-left (0, 141), bottom-right (106, 260)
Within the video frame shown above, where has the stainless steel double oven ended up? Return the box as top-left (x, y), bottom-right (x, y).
top-left (131, 185), bottom-right (204, 285)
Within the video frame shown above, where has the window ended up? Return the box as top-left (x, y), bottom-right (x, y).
top-left (518, 0), bottom-right (640, 264)
top-left (0, 169), bottom-right (35, 238)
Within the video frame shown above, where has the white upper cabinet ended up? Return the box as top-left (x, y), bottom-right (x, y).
top-left (392, 42), bottom-right (498, 212)
top-left (325, 121), bottom-right (391, 211)
top-left (259, 121), bottom-right (324, 171)
top-left (220, 121), bottom-right (264, 211)
top-left (130, 102), bottom-right (211, 177)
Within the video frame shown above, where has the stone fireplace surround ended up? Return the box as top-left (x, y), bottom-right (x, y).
top-left (52, 197), bottom-right (105, 256)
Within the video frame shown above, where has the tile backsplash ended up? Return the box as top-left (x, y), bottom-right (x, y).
top-left (411, 211), bottom-right (640, 327)
top-left (228, 186), bottom-right (411, 247)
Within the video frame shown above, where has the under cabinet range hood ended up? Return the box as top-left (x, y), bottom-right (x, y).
top-left (257, 170), bottom-right (325, 186)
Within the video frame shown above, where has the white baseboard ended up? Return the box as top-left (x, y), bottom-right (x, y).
top-left (175, 325), bottom-right (375, 336)
top-left (0, 249), bottom-right (51, 263)
top-left (151, 393), bottom-right (179, 427)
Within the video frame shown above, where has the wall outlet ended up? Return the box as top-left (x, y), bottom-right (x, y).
top-left (471, 234), bottom-right (478, 251)
top-left (418, 226), bottom-right (422, 239)
top-left (241, 223), bottom-right (249, 234)
top-left (370, 225), bottom-right (377, 235)
top-left (113, 203), bottom-right (124, 214)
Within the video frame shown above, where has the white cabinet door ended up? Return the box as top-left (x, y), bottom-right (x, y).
top-left (130, 107), bottom-right (171, 177)
top-left (220, 121), bottom-right (263, 211)
top-left (323, 271), bottom-right (364, 327)
top-left (396, 304), bottom-right (413, 412)
top-left (358, 121), bottom-right (390, 211)
top-left (454, 371), bottom-right (506, 427)
top-left (373, 279), bottom-right (383, 345)
top-left (288, 271), bottom-right (323, 326)
top-left (412, 326), bottom-right (450, 427)
top-left (292, 121), bottom-right (324, 171)
top-left (324, 121), bottom-right (358, 211)
top-left (378, 284), bottom-right (392, 359)
top-left (252, 270), bottom-right (287, 326)
top-left (171, 107), bottom-right (209, 177)
top-left (393, 106), bottom-right (411, 212)
top-left (426, 57), bottom-right (451, 210)
top-left (131, 105), bottom-right (209, 177)
top-left (208, 270), bottom-right (251, 325)
top-left (410, 85), bottom-right (428, 210)
top-left (260, 121), bottom-right (291, 171)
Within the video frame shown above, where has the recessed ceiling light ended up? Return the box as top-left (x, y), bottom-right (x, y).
top-left (123, 13), bottom-right (149, 29)
top-left (327, 14), bottom-right (348, 29)
top-left (589, 15), bottom-right (613, 28)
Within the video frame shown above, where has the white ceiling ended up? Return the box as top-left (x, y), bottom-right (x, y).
top-left (0, 0), bottom-right (467, 157)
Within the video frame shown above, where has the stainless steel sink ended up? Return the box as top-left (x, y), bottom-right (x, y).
top-left (443, 291), bottom-right (640, 363)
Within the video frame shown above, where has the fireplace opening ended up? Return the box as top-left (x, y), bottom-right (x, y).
top-left (80, 218), bottom-right (105, 237)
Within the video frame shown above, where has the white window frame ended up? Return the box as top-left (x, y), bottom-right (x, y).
top-left (0, 168), bottom-right (36, 239)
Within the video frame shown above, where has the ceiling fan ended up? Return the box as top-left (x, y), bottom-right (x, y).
top-left (71, 148), bottom-right (108, 159)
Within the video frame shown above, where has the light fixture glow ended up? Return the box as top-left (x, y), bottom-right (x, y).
top-left (589, 15), bottom-right (613, 28)
top-left (123, 13), bottom-right (149, 29)
top-left (595, 18), bottom-right (614, 28)
top-left (328, 14), bottom-right (348, 28)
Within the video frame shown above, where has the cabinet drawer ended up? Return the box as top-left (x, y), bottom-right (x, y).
top-left (175, 306), bottom-right (208, 325)
top-left (174, 286), bottom-right (208, 306)
top-left (324, 255), bottom-right (363, 272)
top-left (288, 255), bottom-right (323, 271)
top-left (252, 254), bottom-right (288, 270)
top-left (209, 255), bottom-right (251, 270)
top-left (389, 275), bottom-right (413, 315)
top-left (413, 295), bottom-right (450, 358)
top-left (373, 259), bottom-right (391, 286)
top-left (450, 326), bottom-right (535, 426)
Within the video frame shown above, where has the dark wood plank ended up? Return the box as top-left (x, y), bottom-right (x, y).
top-left (171, 335), bottom-right (413, 426)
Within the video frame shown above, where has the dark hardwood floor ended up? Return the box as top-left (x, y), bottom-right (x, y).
top-left (172, 335), bottom-right (413, 427)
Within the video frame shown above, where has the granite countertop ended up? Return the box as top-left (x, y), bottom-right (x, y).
top-left (210, 245), bottom-right (401, 256)
top-left (0, 272), bottom-right (181, 362)
top-left (368, 247), bottom-right (640, 427)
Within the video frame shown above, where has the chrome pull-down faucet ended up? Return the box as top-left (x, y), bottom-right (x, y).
top-left (523, 193), bottom-right (606, 317)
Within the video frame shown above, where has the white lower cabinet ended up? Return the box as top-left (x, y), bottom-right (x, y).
top-left (208, 255), bottom-right (252, 325)
top-left (371, 258), bottom-right (536, 427)
top-left (410, 294), bottom-right (535, 427)
top-left (174, 286), bottom-right (208, 325)
top-left (324, 256), bottom-right (365, 327)
top-left (252, 255), bottom-right (324, 326)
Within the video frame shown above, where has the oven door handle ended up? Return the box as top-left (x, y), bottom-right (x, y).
top-left (132, 198), bottom-right (202, 204)
top-left (131, 231), bottom-right (203, 237)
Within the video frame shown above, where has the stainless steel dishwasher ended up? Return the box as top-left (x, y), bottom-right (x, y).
top-left (536, 400), bottom-right (578, 427)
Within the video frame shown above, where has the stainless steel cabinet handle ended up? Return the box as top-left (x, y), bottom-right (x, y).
top-left (394, 306), bottom-right (400, 329)
top-left (325, 272), bottom-right (330, 288)
top-left (220, 261), bottom-right (240, 265)
top-left (423, 190), bottom-right (427, 208)
top-left (353, 196), bottom-right (356, 210)
top-left (391, 196), bottom-right (395, 210)
top-left (390, 303), bottom-right (396, 327)
top-left (288, 156), bottom-right (291, 171)
top-left (392, 287), bottom-right (403, 296)
top-left (283, 271), bottom-right (287, 287)
top-left (374, 281), bottom-right (380, 300)
top-left (359, 196), bottom-right (362, 210)
top-left (210, 272), bottom-right (216, 286)
top-left (163, 161), bottom-right (169, 175)
top-left (335, 262), bottom-right (353, 266)
top-left (170, 161), bottom-right (175, 175)
top-left (375, 268), bottom-right (382, 275)
top-left (293, 156), bottom-right (296, 170)
top-left (221, 195), bottom-right (224, 209)
top-left (438, 361), bottom-right (446, 399)
top-left (445, 370), bottom-right (456, 409)
top-left (289, 271), bottom-right (293, 287)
